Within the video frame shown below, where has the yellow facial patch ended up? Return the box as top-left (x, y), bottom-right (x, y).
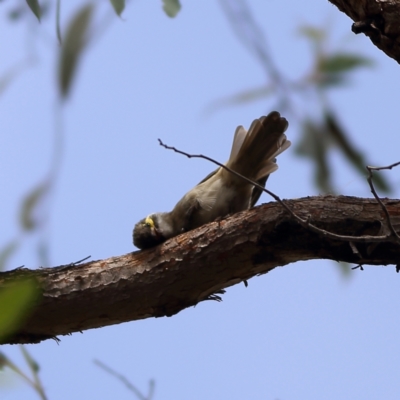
top-left (144, 216), bottom-right (155, 228)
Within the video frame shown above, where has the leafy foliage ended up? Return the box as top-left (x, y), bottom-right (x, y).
top-left (211, 7), bottom-right (386, 194)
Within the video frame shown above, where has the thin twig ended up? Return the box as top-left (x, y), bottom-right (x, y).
top-left (70, 255), bottom-right (91, 265)
top-left (367, 162), bottom-right (400, 242)
top-left (94, 359), bottom-right (154, 400)
top-left (158, 139), bottom-right (399, 244)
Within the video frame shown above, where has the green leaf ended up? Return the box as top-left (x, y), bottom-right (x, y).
top-left (58, 4), bottom-right (94, 99)
top-left (298, 26), bottom-right (325, 43)
top-left (315, 54), bottom-right (374, 88)
top-left (0, 279), bottom-right (38, 342)
top-left (295, 119), bottom-right (334, 193)
top-left (20, 346), bottom-right (40, 373)
top-left (324, 111), bottom-right (390, 193)
top-left (162, 0), bottom-right (181, 18)
top-left (26, 0), bottom-right (41, 22)
top-left (319, 53), bottom-right (373, 74)
top-left (204, 86), bottom-right (273, 114)
top-left (0, 240), bottom-right (19, 271)
top-left (110, 0), bottom-right (125, 16)
top-left (20, 182), bottom-right (49, 231)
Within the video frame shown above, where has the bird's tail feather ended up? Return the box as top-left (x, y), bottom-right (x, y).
top-left (225, 111), bottom-right (290, 182)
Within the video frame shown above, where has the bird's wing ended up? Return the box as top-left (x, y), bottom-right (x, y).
top-left (195, 174), bottom-right (221, 211)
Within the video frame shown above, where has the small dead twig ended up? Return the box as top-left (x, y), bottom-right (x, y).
top-left (46, 255), bottom-right (92, 272)
top-left (158, 139), bottom-right (399, 245)
top-left (367, 162), bottom-right (400, 242)
top-left (69, 255), bottom-right (91, 266)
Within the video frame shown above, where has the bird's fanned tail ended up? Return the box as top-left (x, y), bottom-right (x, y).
top-left (225, 111), bottom-right (290, 183)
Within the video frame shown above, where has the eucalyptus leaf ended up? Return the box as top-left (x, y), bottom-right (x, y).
top-left (20, 346), bottom-right (40, 373)
top-left (319, 53), bottom-right (373, 74)
top-left (204, 86), bottom-right (273, 114)
top-left (324, 111), bottom-right (390, 193)
top-left (110, 0), bottom-right (125, 16)
top-left (0, 279), bottom-right (38, 342)
top-left (162, 0), bottom-right (181, 18)
top-left (296, 119), bottom-right (334, 193)
top-left (20, 182), bottom-right (49, 231)
top-left (58, 4), bottom-right (94, 98)
top-left (26, 0), bottom-right (41, 22)
top-left (298, 26), bottom-right (325, 43)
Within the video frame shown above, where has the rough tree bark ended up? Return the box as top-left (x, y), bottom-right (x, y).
top-left (2, 195), bottom-right (400, 345)
top-left (328, 0), bottom-right (400, 64)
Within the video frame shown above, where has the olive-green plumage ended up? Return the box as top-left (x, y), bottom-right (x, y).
top-left (133, 111), bottom-right (290, 249)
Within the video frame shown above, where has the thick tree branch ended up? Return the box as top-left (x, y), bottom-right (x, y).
top-left (328, 0), bottom-right (400, 64)
top-left (2, 195), bottom-right (400, 345)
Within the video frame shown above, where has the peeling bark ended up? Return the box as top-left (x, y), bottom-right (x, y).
top-left (2, 195), bottom-right (400, 345)
top-left (329, 0), bottom-right (400, 64)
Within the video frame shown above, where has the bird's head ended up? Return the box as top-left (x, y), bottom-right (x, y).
top-left (133, 214), bottom-right (167, 249)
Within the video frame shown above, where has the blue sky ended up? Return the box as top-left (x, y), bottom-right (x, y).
top-left (1, 1), bottom-right (400, 399)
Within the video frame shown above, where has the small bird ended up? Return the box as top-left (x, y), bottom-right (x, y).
top-left (133, 111), bottom-right (290, 249)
